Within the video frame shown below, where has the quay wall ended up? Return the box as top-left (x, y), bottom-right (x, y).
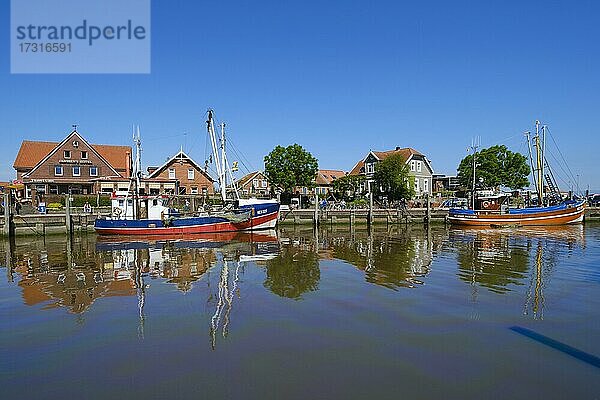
top-left (0, 207), bottom-right (598, 236)
top-left (279, 206), bottom-right (600, 225)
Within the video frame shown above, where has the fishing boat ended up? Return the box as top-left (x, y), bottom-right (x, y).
top-left (94, 110), bottom-right (279, 235)
top-left (448, 121), bottom-right (586, 227)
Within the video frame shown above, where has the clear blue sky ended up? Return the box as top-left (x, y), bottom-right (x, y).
top-left (1, 1), bottom-right (598, 192)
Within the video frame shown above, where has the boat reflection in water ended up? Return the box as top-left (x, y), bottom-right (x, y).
top-left (448, 224), bottom-right (586, 318)
top-left (3, 224), bottom-right (589, 344)
top-left (5, 231), bottom-right (280, 343)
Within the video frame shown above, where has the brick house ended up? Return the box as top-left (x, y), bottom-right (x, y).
top-left (13, 128), bottom-right (131, 200)
top-left (146, 150), bottom-right (214, 195)
top-left (235, 171), bottom-right (271, 197)
top-left (349, 147), bottom-right (434, 197)
top-left (296, 169), bottom-right (346, 198)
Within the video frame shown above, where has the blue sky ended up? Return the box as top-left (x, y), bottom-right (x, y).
top-left (1, 0), bottom-right (598, 191)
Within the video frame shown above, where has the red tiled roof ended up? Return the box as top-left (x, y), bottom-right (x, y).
top-left (13, 141), bottom-right (56, 170)
top-left (237, 171), bottom-right (265, 187)
top-left (349, 147), bottom-right (423, 175)
top-left (315, 169), bottom-right (346, 185)
top-left (13, 140), bottom-right (131, 172)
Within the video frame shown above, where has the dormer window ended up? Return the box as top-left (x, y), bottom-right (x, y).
top-left (188, 168), bottom-right (194, 180)
top-left (366, 163), bottom-right (375, 174)
top-left (64, 150), bottom-right (71, 159)
top-left (168, 168), bottom-right (175, 179)
top-left (81, 151), bottom-right (88, 159)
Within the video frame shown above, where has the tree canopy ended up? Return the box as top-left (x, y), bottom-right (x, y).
top-left (457, 145), bottom-right (530, 190)
top-left (263, 144), bottom-right (319, 193)
top-left (332, 174), bottom-right (366, 200)
top-left (373, 154), bottom-right (415, 201)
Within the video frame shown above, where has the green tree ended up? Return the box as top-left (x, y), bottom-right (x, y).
top-left (264, 144), bottom-right (319, 194)
top-left (373, 154), bottom-right (415, 201)
top-left (332, 174), bottom-right (366, 200)
top-left (457, 145), bottom-right (530, 190)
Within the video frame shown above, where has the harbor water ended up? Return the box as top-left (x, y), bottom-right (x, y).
top-left (1, 224), bottom-right (599, 399)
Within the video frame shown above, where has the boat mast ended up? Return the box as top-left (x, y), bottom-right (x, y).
top-left (534, 120), bottom-right (545, 205)
top-left (207, 110), bottom-right (226, 202)
top-left (525, 130), bottom-right (539, 202)
top-left (220, 123), bottom-right (227, 201)
top-left (468, 138), bottom-right (479, 210)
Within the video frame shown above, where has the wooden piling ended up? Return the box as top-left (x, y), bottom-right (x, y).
top-left (65, 195), bottom-right (72, 236)
top-left (425, 193), bottom-right (431, 224)
top-left (3, 193), bottom-right (13, 237)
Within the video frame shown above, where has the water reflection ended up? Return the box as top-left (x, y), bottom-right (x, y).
top-left (448, 225), bottom-right (586, 318)
top-left (0, 224), bottom-right (590, 326)
top-left (278, 226), bottom-right (436, 290)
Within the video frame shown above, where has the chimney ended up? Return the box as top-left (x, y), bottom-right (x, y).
top-left (395, 146), bottom-right (401, 151)
top-left (126, 151), bottom-right (131, 178)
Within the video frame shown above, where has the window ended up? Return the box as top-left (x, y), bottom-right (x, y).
top-left (90, 166), bottom-right (98, 176)
top-left (63, 150), bottom-right (71, 159)
top-left (55, 165), bottom-right (63, 176)
top-left (417, 161), bottom-right (422, 172)
top-left (423, 178), bottom-right (429, 193)
top-left (169, 168), bottom-right (175, 179)
top-left (191, 187), bottom-right (198, 194)
top-left (150, 188), bottom-right (160, 195)
top-left (253, 178), bottom-right (259, 187)
top-left (49, 185), bottom-right (58, 194)
top-left (73, 166), bottom-right (80, 176)
top-left (81, 151), bottom-right (88, 159)
top-left (188, 168), bottom-right (194, 180)
top-left (261, 180), bottom-right (267, 188)
top-left (366, 163), bottom-right (374, 174)
top-left (410, 160), bottom-right (416, 171)
top-left (36, 185), bottom-right (46, 194)
top-left (414, 178), bottom-right (419, 192)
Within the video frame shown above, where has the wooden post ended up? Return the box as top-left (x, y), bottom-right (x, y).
top-left (3, 193), bottom-right (9, 236)
top-left (314, 191), bottom-right (319, 227)
top-left (368, 182), bottom-right (374, 227)
top-left (65, 195), bottom-right (72, 236)
top-left (3, 193), bottom-right (12, 237)
top-left (425, 193), bottom-right (430, 224)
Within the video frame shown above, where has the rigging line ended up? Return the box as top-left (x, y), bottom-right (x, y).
top-left (480, 131), bottom-right (523, 149)
top-left (228, 144), bottom-right (253, 175)
top-left (546, 151), bottom-right (573, 186)
top-left (546, 127), bottom-right (578, 184)
top-left (228, 138), bottom-right (256, 172)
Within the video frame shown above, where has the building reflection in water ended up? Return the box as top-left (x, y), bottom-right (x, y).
top-left (0, 223), bottom-right (588, 345)
top-left (448, 225), bottom-right (586, 318)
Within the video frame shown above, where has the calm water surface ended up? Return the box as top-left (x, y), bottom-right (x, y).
top-left (1, 224), bottom-right (599, 399)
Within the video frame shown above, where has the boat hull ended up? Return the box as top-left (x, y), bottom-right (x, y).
top-left (448, 201), bottom-right (586, 227)
top-left (94, 203), bottom-right (279, 235)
